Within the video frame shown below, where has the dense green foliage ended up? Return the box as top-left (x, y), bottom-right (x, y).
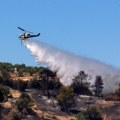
top-left (0, 62), bottom-right (48, 75)
top-left (14, 63), bottom-right (46, 76)
top-left (0, 62), bottom-right (14, 72)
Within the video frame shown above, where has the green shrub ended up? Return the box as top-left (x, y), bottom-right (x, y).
top-left (0, 84), bottom-right (10, 102)
top-left (76, 112), bottom-right (86, 120)
top-left (84, 107), bottom-right (102, 120)
top-left (57, 86), bottom-right (75, 112)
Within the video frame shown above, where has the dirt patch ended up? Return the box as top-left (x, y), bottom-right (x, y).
top-left (1, 102), bottom-right (12, 108)
top-left (33, 107), bottom-right (76, 120)
top-left (10, 89), bottom-right (21, 98)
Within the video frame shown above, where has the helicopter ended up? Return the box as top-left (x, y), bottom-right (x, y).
top-left (18, 27), bottom-right (40, 43)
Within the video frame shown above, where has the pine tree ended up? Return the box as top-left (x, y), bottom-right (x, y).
top-left (71, 71), bottom-right (92, 95)
top-left (94, 76), bottom-right (104, 97)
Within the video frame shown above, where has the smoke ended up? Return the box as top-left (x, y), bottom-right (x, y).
top-left (25, 40), bottom-right (120, 94)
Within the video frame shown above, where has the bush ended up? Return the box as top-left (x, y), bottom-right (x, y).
top-left (11, 113), bottom-right (22, 120)
top-left (0, 84), bottom-right (10, 102)
top-left (84, 107), bottom-right (102, 120)
top-left (28, 79), bottom-right (41, 89)
top-left (57, 87), bottom-right (75, 112)
top-left (0, 104), bottom-right (4, 118)
top-left (16, 80), bottom-right (28, 91)
top-left (76, 112), bottom-right (86, 120)
top-left (16, 93), bottom-right (33, 112)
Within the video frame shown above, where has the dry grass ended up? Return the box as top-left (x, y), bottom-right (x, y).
top-left (33, 107), bottom-right (76, 120)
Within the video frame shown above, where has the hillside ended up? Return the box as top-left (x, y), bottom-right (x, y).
top-left (0, 62), bottom-right (120, 120)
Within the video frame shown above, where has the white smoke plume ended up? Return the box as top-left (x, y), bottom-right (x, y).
top-left (25, 40), bottom-right (120, 94)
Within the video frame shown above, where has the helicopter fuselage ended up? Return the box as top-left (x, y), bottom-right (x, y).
top-left (19, 33), bottom-right (40, 40)
top-left (19, 33), bottom-right (30, 40)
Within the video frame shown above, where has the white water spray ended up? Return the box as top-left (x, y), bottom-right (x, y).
top-left (25, 40), bottom-right (120, 94)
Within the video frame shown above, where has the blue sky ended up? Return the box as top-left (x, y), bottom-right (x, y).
top-left (0, 0), bottom-right (120, 67)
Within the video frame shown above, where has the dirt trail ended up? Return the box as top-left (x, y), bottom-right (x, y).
top-left (33, 107), bottom-right (76, 120)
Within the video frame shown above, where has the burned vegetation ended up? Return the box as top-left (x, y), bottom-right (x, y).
top-left (0, 62), bottom-right (120, 120)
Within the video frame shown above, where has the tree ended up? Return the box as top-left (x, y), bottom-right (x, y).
top-left (48, 79), bottom-right (62, 91)
top-left (28, 78), bottom-right (41, 89)
top-left (0, 84), bottom-right (10, 102)
top-left (18, 70), bottom-right (23, 77)
top-left (41, 75), bottom-right (50, 98)
top-left (94, 76), bottom-right (104, 97)
top-left (16, 80), bottom-right (28, 91)
top-left (0, 62), bottom-right (14, 72)
top-left (116, 84), bottom-right (120, 97)
top-left (2, 69), bottom-right (10, 81)
top-left (71, 71), bottom-right (92, 95)
top-left (41, 68), bottom-right (56, 77)
top-left (57, 87), bottom-right (75, 112)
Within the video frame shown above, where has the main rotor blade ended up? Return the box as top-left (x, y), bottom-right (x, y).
top-left (18, 27), bottom-right (33, 33)
top-left (18, 27), bottom-right (26, 31)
